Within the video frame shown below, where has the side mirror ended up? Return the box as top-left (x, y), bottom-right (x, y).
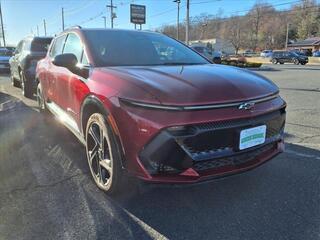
top-left (53, 53), bottom-right (78, 71)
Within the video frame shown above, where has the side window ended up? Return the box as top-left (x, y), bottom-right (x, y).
top-left (63, 33), bottom-right (82, 62)
top-left (81, 52), bottom-right (89, 65)
top-left (50, 35), bottom-right (67, 58)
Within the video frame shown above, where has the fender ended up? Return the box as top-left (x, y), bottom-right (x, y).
top-left (80, 94), bottom-right (126, 169)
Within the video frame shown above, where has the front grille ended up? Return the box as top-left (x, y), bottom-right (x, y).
top-left (193, 143), bottom-right (276, 171)
top-left (180, 110), bottom-right (285, 160)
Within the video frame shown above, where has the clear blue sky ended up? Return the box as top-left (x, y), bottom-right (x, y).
top-left (2, 0), bottom-right (318, 45)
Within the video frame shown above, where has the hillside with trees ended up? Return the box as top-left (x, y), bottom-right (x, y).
top-left (158, 0), bottom-right (320, 53)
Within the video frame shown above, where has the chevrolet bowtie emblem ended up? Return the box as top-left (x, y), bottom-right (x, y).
top-left (238, 102), bottom-right (255, 110)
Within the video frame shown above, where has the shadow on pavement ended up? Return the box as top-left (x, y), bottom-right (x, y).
top-left (1, 95), bottom-right (320, 240)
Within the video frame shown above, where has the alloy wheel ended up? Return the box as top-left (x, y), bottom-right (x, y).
top-left (37, 84), bottom-right (45, 111)
top-left (86, 121), bottom-right (113, 190)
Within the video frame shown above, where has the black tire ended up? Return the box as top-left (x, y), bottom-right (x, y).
top-left (301, 62), bottom-right (306, 65)
top-left (10, 71), bottom-right (20, 87)
top-left (37, 83), bottom-right (48, 114)
top-left (85, 113), bottom-right (125, 194)
top-left (20, 70), bottom-right (32, 98)
top-left (271, 58), bottom-right (278, 64)
top-left (293, 59), bottom-right (299, 65)
top-left (279, 62), bottom-right (284, 64)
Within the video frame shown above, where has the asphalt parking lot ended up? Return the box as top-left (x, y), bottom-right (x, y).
top-left (0, 64), bottom-right (320, 240)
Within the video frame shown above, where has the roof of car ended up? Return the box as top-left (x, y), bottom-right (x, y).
top-left (63, 27), bottom-right (160, 35)
top-left (23, 36), bottom-right (53, 41)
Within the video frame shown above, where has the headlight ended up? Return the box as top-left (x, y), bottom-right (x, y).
top-left (120, 98), bottom-right (183, 111)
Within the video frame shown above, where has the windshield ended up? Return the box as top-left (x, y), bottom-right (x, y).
top-left (84, 30), bottom-right (209, 67)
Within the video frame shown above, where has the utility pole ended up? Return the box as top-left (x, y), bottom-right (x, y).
top-left (285, 23), bottom-right (290, 50)
top-left (186, 0), bottom-right (189, 45)
top-left (173, 0), bottom-right (180, 40)
top-left (106, 0), bottom-right (117, 28)
top-left (37, 25), bottom-right (39, 36)
top-left (0, 2), bottom-right (6, 47)
top-left (102, 16), bottom-right (106, 28)
top-left (62, 7), bottom-right (65, 31)
top-left (43, 19), bottom-right (47, 36)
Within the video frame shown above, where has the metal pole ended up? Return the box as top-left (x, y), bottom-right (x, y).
top-left (37, 25), bottom-right (39, 36)
top-left (139, 24), bottom-right (142, 30)
top-left (0, 2), bottom-right (6, 47)
top-left (102, 16), bottom-right (106, 28)
top-left (186, 0), bottom-right (189, 45)
top-left (43, 19), bottom-right (47, 36)
top-left (107, 0), bottom-right (117, 29)
top-left (110, 0), bottom-right (113, 28)
top-left (285, 23), bottom-right (289, 50)
top-left (62, 7), bottom-right (65, 31)
top-left (173, 0), bottom-right (180, 40)
top-left (134, 24), bottom-right (136, 30)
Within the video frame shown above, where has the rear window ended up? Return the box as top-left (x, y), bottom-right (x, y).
top-left (31, 38), bottom-right (52, 52)
top-left (193, 47), bottom-right (204, 53)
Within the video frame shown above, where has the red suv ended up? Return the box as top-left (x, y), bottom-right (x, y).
top-left (36, 27), bottom-right (286, 193)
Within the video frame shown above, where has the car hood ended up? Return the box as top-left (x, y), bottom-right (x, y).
top-left (99, 64), bottom-right (278, 106)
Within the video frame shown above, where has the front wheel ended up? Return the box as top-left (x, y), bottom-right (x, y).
top-left (271, 59), bottom-right (278, 64)
top-left (37, 83), bottom-right (48, 113)
top-left (293, 59), bottom-right (299, 65)
top-left (85, 113), bottom-right (124, 194)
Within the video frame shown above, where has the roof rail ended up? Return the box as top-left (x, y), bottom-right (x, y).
top-left (65, 25), bottom-right (82, 31)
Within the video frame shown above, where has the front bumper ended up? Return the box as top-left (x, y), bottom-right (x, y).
top-left (24, 66), bottom-right (37, 90)
top-left (111, 96), bottom-right (286, 183)
top-left (139, 108), bottom-right (285, 183)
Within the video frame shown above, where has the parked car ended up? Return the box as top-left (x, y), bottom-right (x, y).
top-left (271, 51), bottom-right (308, 65)
top-left (260, 50), bottom-right (273, 58)
top-left (313, 50), bottom-right (320, 57)
top-left (36, 28), bottom-right (286, 193)
top-left (243, 50), bottom-right (257, 57)
top-left (0, 47), bottom-right (13, 72)
top-left (9, 36), bottom-right (52, 97)
top-left (190, 45), bottom-right (222, 64)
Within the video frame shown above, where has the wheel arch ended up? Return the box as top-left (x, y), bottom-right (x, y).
top-left (80, 95), bottom-right (126, 168)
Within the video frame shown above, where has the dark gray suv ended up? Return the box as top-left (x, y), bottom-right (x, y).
top-left (271, 51), bottom-right (308, 65)
top-left (9, 36), bottom-right (52, 97)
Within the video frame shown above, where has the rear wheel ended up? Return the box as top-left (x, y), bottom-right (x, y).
top-left (20, 70), bottom-right (32, 98)
top-left (10, 71), bottom-right (20, 87)
top-left (293, 59), bottom-right (299, 65)
top-left (271, 58), bottom-right (278, 64)
top-left (85, 113), bottom-right (124, 194)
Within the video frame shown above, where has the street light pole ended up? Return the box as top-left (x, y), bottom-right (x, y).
top-left (186, 0), bottom-right (190, 45)
top-left (173, 0), bottom-right (180, 40)
top-left (62, 7), bottom-right (65, 31)
top-left (0, 2), bottom-right (6, 47)
top-left (102, 16), bottom-right (107, 28)
top-left (285, 23), bottom-right (290, 50)
top-left (43, 19), bottom-right (47, 36)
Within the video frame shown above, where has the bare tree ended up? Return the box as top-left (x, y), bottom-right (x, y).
top-left (222, 16), bottom-right (244, 54)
